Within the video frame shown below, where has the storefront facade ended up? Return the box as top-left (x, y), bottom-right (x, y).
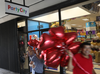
top-left (1, 0), bottom-right (100, 74)
top-left (17, 0), bottom-right (93, 74)
top-left (0, 19), bottom-right (19, 73)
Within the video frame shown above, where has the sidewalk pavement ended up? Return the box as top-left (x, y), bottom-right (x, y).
top-left (0, 68), bottom-right (19, 74)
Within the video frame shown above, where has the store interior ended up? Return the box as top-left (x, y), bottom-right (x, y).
top-left (17, 0), bottom-right (100, 74)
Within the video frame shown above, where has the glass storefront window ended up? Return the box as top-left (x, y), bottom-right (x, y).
top-left (61, 6), bottom-right (92, 42)
top-left (28, 20), bottom-right (39, 31)
top-left (28, 31), bottom-right (39, 40)
top-left (40, 22), bottom-right (49, 29)
top-left (30, 10), bottom-right (59, 23)
top-left (28, 10), bottom-right (60, 73)
top-left (60, 6), bottom-right (94, 74)
top-left (29, 10), bottom-right (59, 29)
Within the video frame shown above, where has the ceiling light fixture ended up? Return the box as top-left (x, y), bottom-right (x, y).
top-left (31, 7), bottom-right (91, 23)
top-left (78, 25), bottom-right (82, 27)
top-left (17, 21), bottom-right (25, 28)
top-left (98, 4), bottom-right (100, 6)
top-left (82, 18), bottom-right (89, 21)
top-left (83, 27), bottom-right (86, 29)
top-left (71, 24), bottom-right (76, 26)
top-left (90, 21), bottom-right (94, 22)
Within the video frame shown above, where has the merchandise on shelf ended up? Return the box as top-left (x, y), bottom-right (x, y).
top-left (91, 33), bottom-right (100, 51)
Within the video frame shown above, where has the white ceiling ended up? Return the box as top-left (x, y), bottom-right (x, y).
top-left (65, 13), bottom-right (99, 28)
top-left (0, 0), bottom-right (98, 24)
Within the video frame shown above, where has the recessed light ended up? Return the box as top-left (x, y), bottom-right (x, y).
top-left (78, 25), bottom-right (82, 27)
top-left (83, 27), bottom-right (86, 28)
top-left (71, 24), bottom-right (76, 26)
top-left (90, 21), bottom-right (94, 22)
top-left (31, 7), bottom-right (90, 22)
top-left (76, 27), bottom-right (82, 29)
top-left (82, 18), bottom-right (89, 21)
top-left (98, 4), bottom-right (100, 6)
top-left (17, 21), bottom-right (25, 28)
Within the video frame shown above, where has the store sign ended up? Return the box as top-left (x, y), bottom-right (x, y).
top-left (96, 16), bottom-right (100, 21)
top-left (86, 22), bottom-right (96, 31)
top-left (77, 30), bottom-right (86, 38)
top-left (86, 30), bottom-right (96, 35)
top-left (86, 22), bottom-right (96, 35)
top-left (88, 31), bottom-right (92, 35)
top-left (5, 2), bottom-right (29, 17)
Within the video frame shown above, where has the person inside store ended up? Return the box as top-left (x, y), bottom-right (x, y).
top-left (32, 49), bottom-right (44, 74)
top-left (26, 46), bottom-right (44, 74)
top-left (67, 42), bottom-right (96, 74)
top-left (26, 46), bottom-right (36, 74)
top-left (20, 51), bottom-right (26, 74)
top-left (26, 46), bottom-right (36, 58)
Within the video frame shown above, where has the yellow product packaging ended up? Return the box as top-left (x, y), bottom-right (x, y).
top-left (95, 51), bottom-right (100, 63)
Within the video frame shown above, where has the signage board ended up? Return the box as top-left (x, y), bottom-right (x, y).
top-left (5, 1), bottom-right (29, 17)
top-left (86, 22), bottom-right (96, 35)
top-left (86, 30), bottom-right (96, 35)
top-left (96, 16), bottom-right (100, 21)
top-left (88, 31), bottom-right (92, 35)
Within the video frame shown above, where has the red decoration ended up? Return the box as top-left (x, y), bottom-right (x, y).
top-left (46, 48), bottom-right (62, 63)
top-left (40, 50), bottom-right (45, 59)
top-left (29, 35), bottom-right (32, 40)
top-left (49, 26), bottom-right (64, 39)
top-left (33, 48), bottom-right (35, 50)
top-left (64, 32), bottom-right (77, 45)
top-left (68, 42), bottom-right (81, 54)
top-left (45, 52), bottom-right (61, 68)
top-left (60, 52), bottom-right (69, 67)
top-left (28, 26), bottom-right (81, 68)
top-left (37, 33), bottom-right (55, 50)
top-left (19, 40), bottom-right (24, 47)
top-left (28, 39), bottom-right (39, 48)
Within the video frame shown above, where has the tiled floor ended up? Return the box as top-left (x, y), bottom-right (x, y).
top-left (0, 64), bottom-right (100, 74)
top-left (0, 68), bottom-right (19, 74)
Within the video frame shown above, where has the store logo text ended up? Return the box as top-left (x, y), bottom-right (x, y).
top-left (8, 5), bottom-right (27, 14)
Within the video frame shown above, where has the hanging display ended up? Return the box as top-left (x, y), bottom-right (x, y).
top-left (86, 22), bottom-right (96, 35)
